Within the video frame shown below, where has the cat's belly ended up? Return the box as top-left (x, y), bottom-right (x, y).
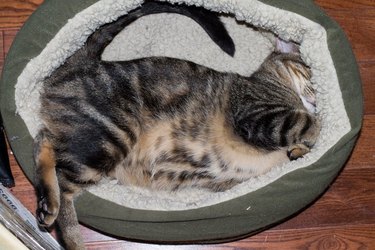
top-left (110, 117), bottom-right (290, 191)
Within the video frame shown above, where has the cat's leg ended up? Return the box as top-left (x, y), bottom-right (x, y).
top-left (55, 177), bottom-right (85, 250)
top-left (54, 158), bottom-right (104, 250)
top-left (287, 114), bottom-right (321, 161)
top-left (34, 129), bottom-right (60, 227)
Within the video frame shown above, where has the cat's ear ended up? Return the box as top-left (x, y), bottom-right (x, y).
top-left (275, 38), bottom-right (300, 54)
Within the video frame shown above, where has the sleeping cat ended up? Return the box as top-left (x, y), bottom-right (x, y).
top-left (34, 1), bottom-right (320, 249)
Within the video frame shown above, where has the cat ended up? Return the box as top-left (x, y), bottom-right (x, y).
top-left (33, 1), bottom-right (320, 249)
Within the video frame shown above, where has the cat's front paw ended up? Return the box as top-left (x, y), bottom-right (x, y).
top-left (287, 143), bottom-right (310, 161)
top-left (37, 195), bottom-right (59, 227)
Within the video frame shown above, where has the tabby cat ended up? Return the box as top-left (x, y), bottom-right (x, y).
top-left (34, 1), bottom-right (320, 249)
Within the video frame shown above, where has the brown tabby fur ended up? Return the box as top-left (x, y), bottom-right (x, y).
top-left (33, 2), bottom-right (320, 249)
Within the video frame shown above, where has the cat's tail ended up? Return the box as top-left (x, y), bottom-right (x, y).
top-left (82, 1), bottom-right (235, 59)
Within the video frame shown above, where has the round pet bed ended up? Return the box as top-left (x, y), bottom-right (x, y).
top-left (0, 0), bottom-right (363, 243)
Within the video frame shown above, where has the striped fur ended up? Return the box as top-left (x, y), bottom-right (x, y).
top-left (34, 2), bottom-right (320, 249)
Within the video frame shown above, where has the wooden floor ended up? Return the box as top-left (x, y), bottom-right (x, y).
top-left (1, 0), bottom-right (375, 249)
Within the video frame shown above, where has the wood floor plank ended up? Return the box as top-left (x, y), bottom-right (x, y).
top-left (6, 145), bottom-right (37, 213)
top-left (224, 225), bottom-right (375, 250)
top-left (0, 30), bottom-right (3, 73)
top-left (3, 29), bottom-right (19, 57)
top-left (0, 0), bottom-right (43, 29)
top-left (82, 225), bottom-right (375, 250)
top-left (328, 15), bottom-right (375, 63)
top-left (359, 62), bottom-right (375, 115)
top-left (315, 0), bottom-right (375, 62)
top-left (344, 115), bottom-right (375, 168)
top-left (315, 0), bottom-right (375, 11)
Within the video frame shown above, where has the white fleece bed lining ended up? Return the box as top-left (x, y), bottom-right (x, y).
top-left (15, 0), bottom-right (351, 211)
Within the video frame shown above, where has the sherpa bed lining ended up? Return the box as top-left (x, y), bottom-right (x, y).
top-left (15, 0), bottom-right (351, 211)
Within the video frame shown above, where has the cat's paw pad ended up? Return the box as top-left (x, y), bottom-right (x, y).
top-left (37, 196), bottom-right (59, 227)
top-left (287, 143), bottom-right (310, 161)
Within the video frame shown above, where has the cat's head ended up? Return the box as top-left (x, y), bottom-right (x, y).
top-left (263, 49), bottom-right (316, 113)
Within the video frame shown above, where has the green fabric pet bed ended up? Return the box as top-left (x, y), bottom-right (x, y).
top-left (0, 0), bottom-right (362, 243)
